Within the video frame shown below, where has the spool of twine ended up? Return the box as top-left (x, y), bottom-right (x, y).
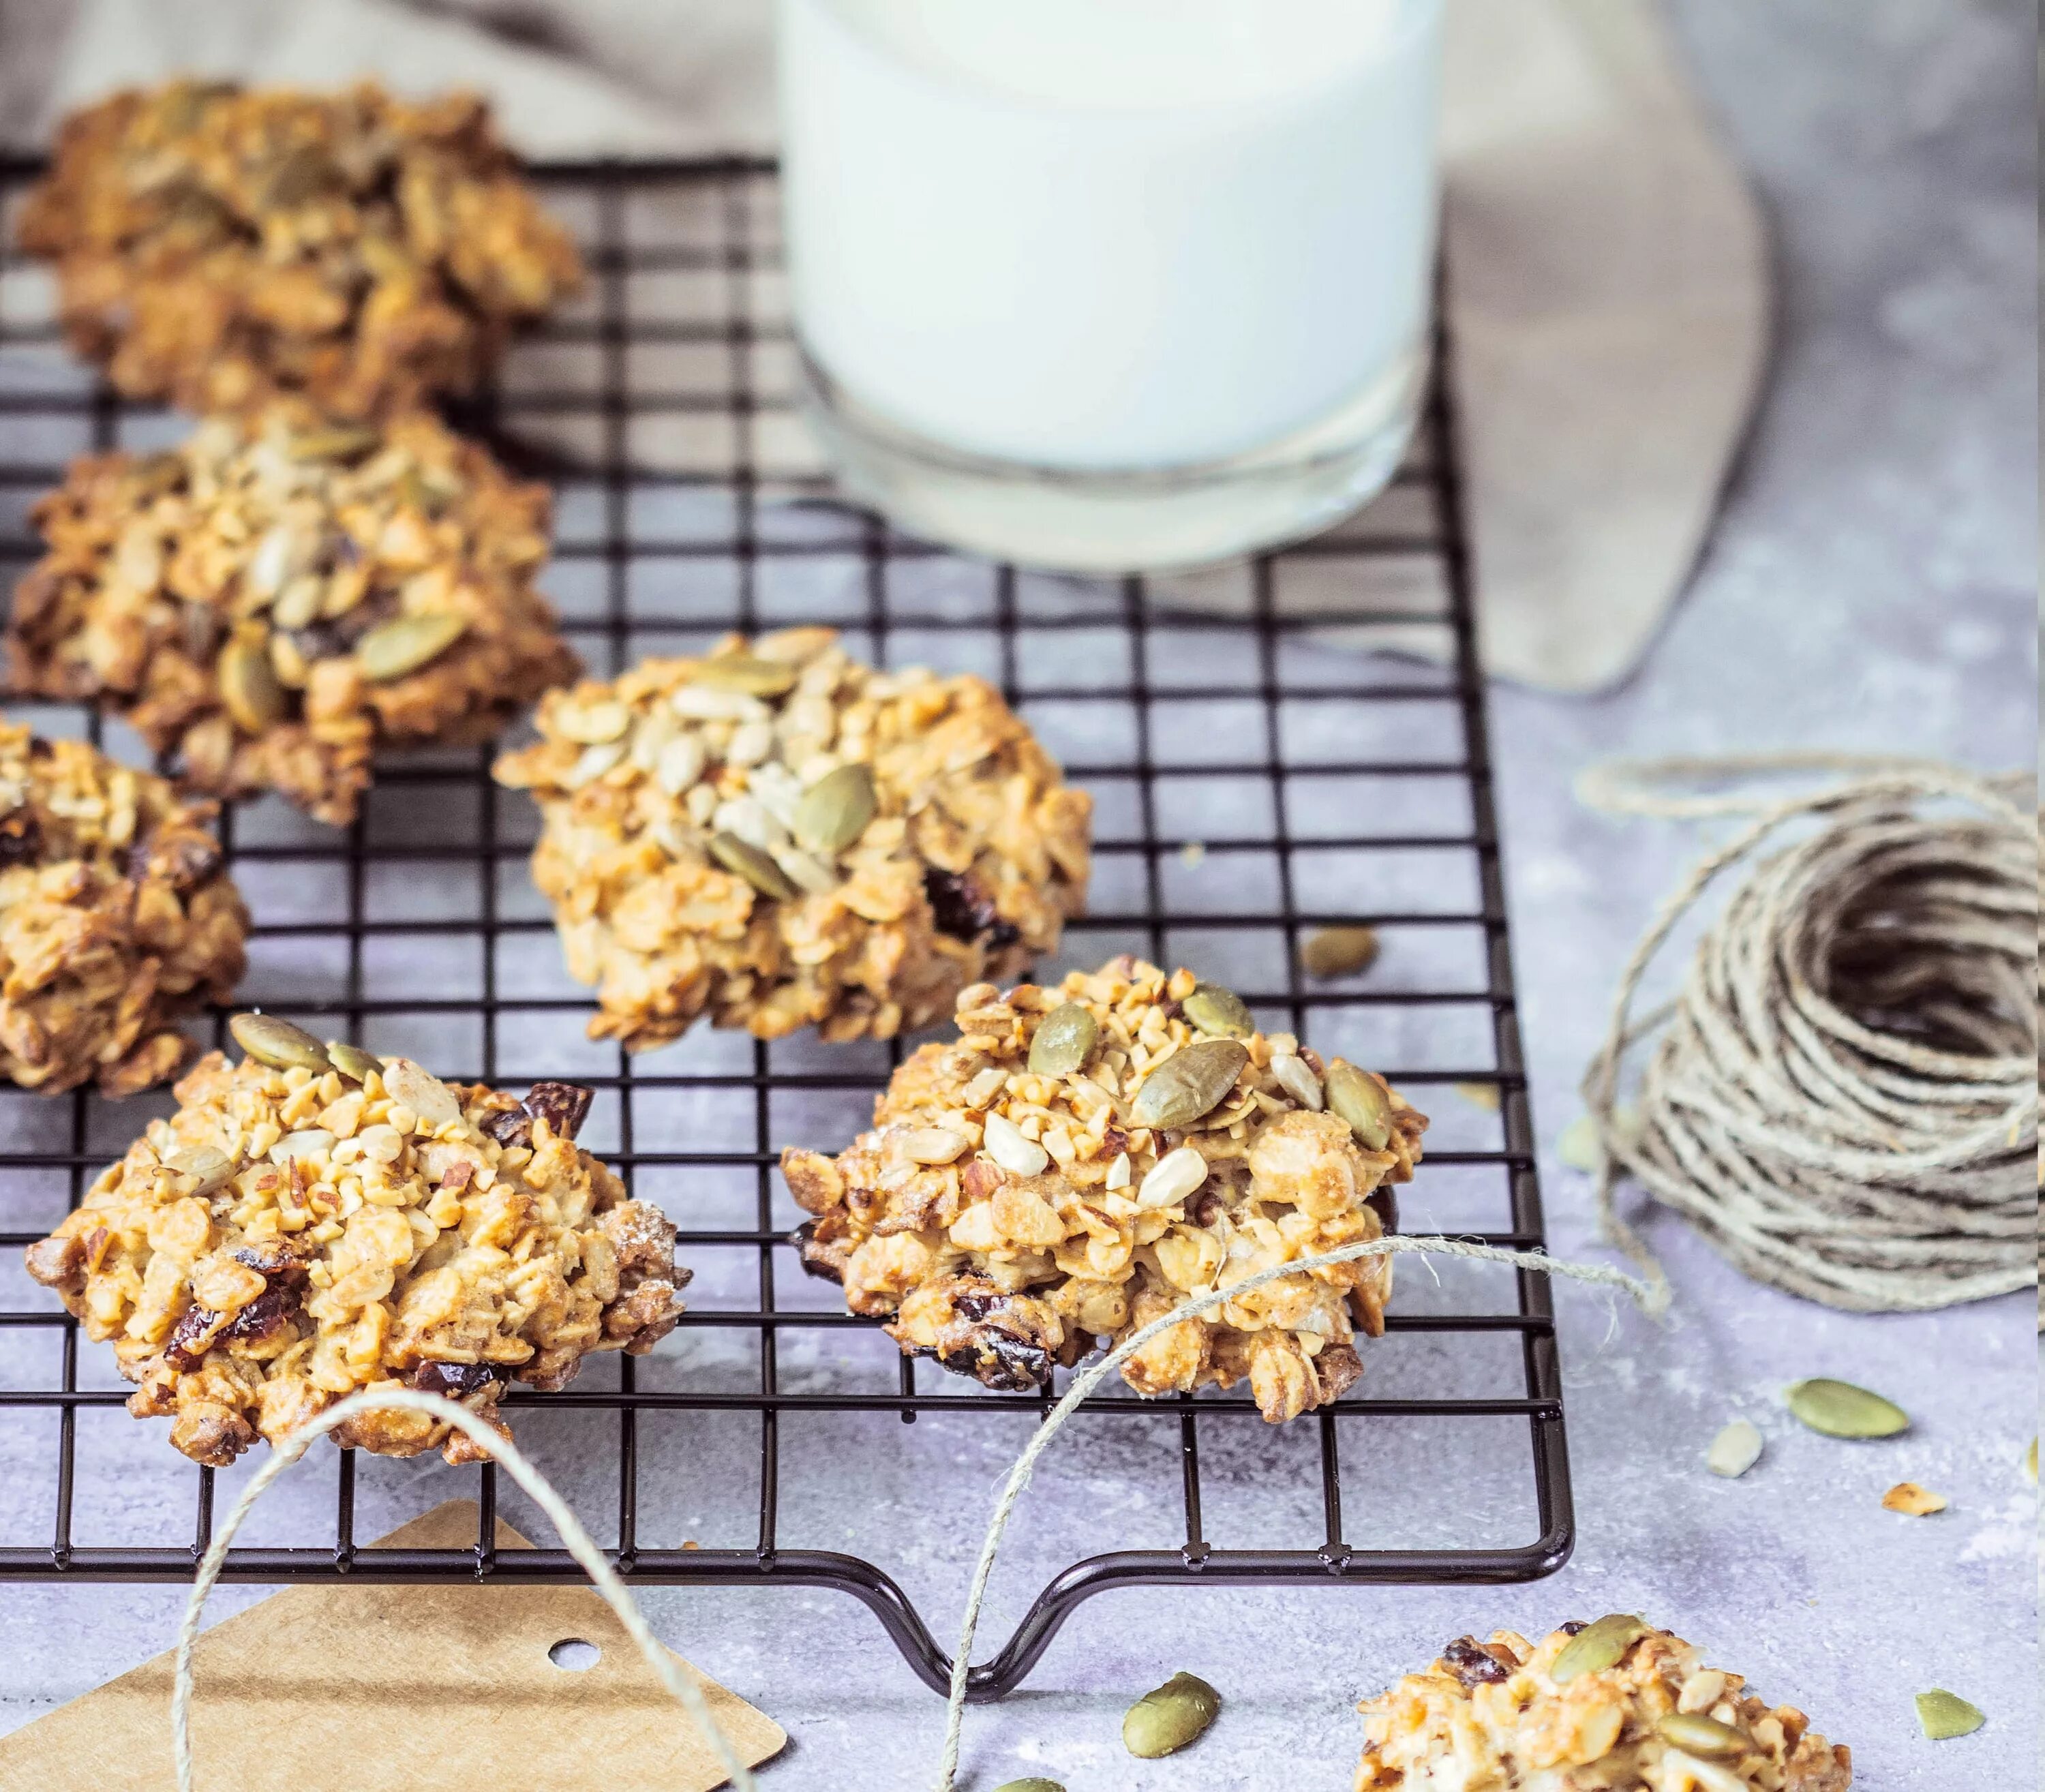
top-left (1577, 753), bottom-right (2038, 1315)
top-left (171, 1236), bottom-right (1660, 1792)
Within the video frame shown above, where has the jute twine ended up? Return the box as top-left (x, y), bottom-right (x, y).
top-left (173, 1236), bottom-right (1659, 1792)
top-left (1577, 753), bottom-right (2038, 1315)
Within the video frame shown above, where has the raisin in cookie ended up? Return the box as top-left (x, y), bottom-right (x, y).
top-left (494, 628), bottom-right (1092, 1048)
top-left (0, 720), bottom-right (246, 1096)
top-left (8, 406), bottom-right (580, 826)
top-left (1355, 1619), bottom-right (1853, 1791)
top-left (781, 957), bottom-right (1425, 1419)
top-left (18, 80), bottom-right (582, 418)
top-left (23, 1019), bottom-right (688, 1467)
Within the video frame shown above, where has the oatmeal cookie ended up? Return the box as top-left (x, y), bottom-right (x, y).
top-left (780, 957), bottom-right (1425, 1420)
top-left (7, 405), bottom-right (580, 825)
top-left (494, 628), bottom-right (1092, 1047)
top-left (1355, 1619), bottom-right (1852, 1791)
top-left (0, 720), bottom-right (246, 1096)
top-left (18, 80), bottom-right (582, 418)
top-left (22, 1020), bottom-right (689, 1467)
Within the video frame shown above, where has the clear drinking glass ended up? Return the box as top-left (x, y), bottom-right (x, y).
top-left (775, 0), bottom-right (1445, 572)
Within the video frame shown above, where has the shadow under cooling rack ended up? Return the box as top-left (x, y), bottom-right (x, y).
top-left (0, 155), bottom-right (1568, 1700)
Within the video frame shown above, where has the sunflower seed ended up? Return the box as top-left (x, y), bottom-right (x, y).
top-left (1183, 982), bottom-right (1254, 1039)
top-left (1325, 1062), bottom-right (1393, 1151)
top-left (793, 763), bottom-right (877, 855)
top-left (284, 423), bottom-right (379, 463)
top-left (628, 709), bottom-right (678, 772)
top-left (1785, 1378), bottom-right (1908, 1439)
top-left (271, 573), bottom-right (325, 632)
top-left (357, 611), bottom-right (467, 682)
top-left (1882, 1481), bottom-right (1947, 1516)
top-left (164, 1146), bottom-right (235, 1194)
top-left (230, 1012), bottom-right (330, 1073)
top-left (982, 1112), bottom-right (1049, 1178)
top-left (1454, 1080), bottom-right (1502, 1114)
top-left (654, 733), bottom-right (706, 795)
top-left (1300, 924), bottom-right (1380, 979)
top-left (245, 523), bottom-right (306, 600)
top-left (272, 1129), bottom-right (337, 1164)
top-left (1137, 1145), bottom-right (1208, 1211)
top-left (324, 1041), bottom-right (382, 1084)
top-left (1027, 1002), bottom-right (1098, 1076)
top-left (771, 845), bottom-right (840, 895)
top-left (1131, 1039), bottom-right (1249, 1130)
top-left (710, 832), bottom-right (797, 901)
top-left (1914, 1690), bottom-right (1984, 1740)
top-left (382, 1059), bottom-right (461, 1131)
top-left (691, 655), bottom-right (798, 697)
top-left (1706, 1418), bottom-right (1763, 1478)
top-left (727, 718), bottom-right (776, 768)
top-left (1551, 1615), bottom-right (1648, 1684)
top-left (555, 699), bottom-right (631, 745)
top-left (671, 685), bottom-right (766, 723)
top-left (562, 740), bottom-right (626, 789)
top-left (1658, 1713), bottom-right (1753, 1759)
top-left (714, 795), bottom-right (787, 853)
top-left (1269, 1053), bottom-right (1324, 1110)
top-left (2025, 1438), bottom-right (2038, 1485)
top-left (217, 633), bottom-right (286, 731)
top-left (1122, 1671), bottom-right (1220, 1759)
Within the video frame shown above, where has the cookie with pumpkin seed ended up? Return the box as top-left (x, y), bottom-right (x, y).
top-left (6, 405), bottom-right (579, 825)
top-left (493, 628), bottom-right (1092, 1048)
top-left (1354, 1619), bottom-right (1852, 1791)
top-left (781, 956), bottom-right (1426, 1420)
top-left (22, 1016), bottom-right (689, 1468)
top-left (17, 79), bottom-right (582, 419)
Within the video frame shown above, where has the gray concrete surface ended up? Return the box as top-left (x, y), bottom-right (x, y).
top-left (0, 2), bottom-right (2037, 1789)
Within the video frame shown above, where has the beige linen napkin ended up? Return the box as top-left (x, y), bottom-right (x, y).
top-left (30, 0), bottom-right (1768, 693)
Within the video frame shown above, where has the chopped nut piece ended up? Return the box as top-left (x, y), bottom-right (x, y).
top-left (18, 80), bottom-right (583, 417)
top-left (781, 956), bottom-right (1425, 1421)
top-left (1356, 1622), bottom-right (1852, 1791)
top-left (0, 721), bottom-right (246, 1095)
top-left (496, 630), bottom-right (1092, 1048)
top-left (29, 1047), bottom-right (688, 1467)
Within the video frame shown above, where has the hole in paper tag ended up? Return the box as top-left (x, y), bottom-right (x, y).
top-left (548, 1638), bottom-right (602, 1671)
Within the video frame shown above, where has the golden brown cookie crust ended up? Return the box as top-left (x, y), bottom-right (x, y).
top-left (18, 80), bottom-right (583, 419)
top-left (494, 628), bottom-right (1093, 1048)
top-left (781, 956), bottom-right (1425, 1419)
top-left (1354, 1622), bottom-right (1853, 1791)
top-left (24, 1044), bottom-right (688, 1468)
top-left (8, 406), bottom-right (580, 825)
top-left (0, 720), bottom-right (247, 1096)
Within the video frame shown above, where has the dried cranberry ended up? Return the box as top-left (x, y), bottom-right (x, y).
top-left (1365, 1185), bottom-right (1398, 1236)
top-left (0, 813), bottom-right (44, 868)
top-left (1558, 1620), bottom-right (1588, 1637)
top-left (220, 1284), bottom-right (299, 1346)
top-left (481, 1106), bottom-right (532, 1149)
top-left (522, 1080), bottom-right (593, 1141)
top-left (408, 1361), bottom-right (504, 1398)
top-left (922, 866), bottom-right (1020, 950)
top-left (790, 1220), bottom-right (846, 1283)
top-left (25, 735), bottom-right (51, 759)
top-left (1442, 1637), bottom-right (1511, 1688)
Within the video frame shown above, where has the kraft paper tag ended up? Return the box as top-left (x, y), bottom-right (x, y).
top-left (0, 1500), bottom-right (785, 1791)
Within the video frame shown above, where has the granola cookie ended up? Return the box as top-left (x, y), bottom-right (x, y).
top-left (22, 1022), bottom-right (689, 1467)
top-left (7, 406), bottom-right (580, 825)
top-left (781, 957), bottom-right (1425, 1420)
top-left (0, 720), bottom-right (246, 1096)
top-left (1355, 1620), bottom-right (1853, 1791)
top-left (494, 628), bottom-right (1092, 1048)
top-left (18, 80), bottom-right (582, 418)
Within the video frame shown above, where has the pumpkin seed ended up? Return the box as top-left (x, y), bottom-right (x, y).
top-left (164, 1145), bottom-right (235, 1195)
top-left (284, 423), bottom-right (379, 462)
top-left (1658, 1713), bottom-right (1753, 1759)
top-left (1882, 1480), bottom-right (1947, 1516)
top-left (710, 831), bottom-right (797, 901)
top-left (1551, 1614), bottom-right (1647, 1684)
top-left (382, 1059), bottom-right (462, 1131)
top-left (357, 611), bottom-right (468, 682)
top-left (1706, 1418), bottom-right (1763, 1479)
top-left (229, 1012), bottom-right (330, 1073)
top-left (1183, 982), bottom-right (1253, 1039)
top-left (1300, 924), bottom-right (1380, 979)
top-left (1913, 1689), bottom-right (1983, 1740)
top-left (1131, 1039), bottom-right (1249, 1130)
top-left (217, 632), bottom-right (286, 731)
top-left (1027, 1002), bottom-right (1098, 1076)
top-left (1122, 1671), bottom-right (1220, 1759)
top-left (991, 1781), bottom-right (1065, 1792)
top-left (2024, 1438), bottom-right (2037, 1485)
top-left (691, 655), bottom-right (798, 697)
top-left (793, 763), bottom-right (876, 855)
top-left (324, 1041), bottom-right (382, 1084)
top-left (1325, 1061), bottom-right (1393, 1151)
top-left (1785, 1378), bottom-right (1908, 1439)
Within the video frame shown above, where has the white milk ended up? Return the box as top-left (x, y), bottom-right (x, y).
top-left (776, 0), bottom-right (1445, 565)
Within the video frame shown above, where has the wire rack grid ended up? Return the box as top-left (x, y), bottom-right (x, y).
top-left (0, 155), bottom-right (1566, 1700)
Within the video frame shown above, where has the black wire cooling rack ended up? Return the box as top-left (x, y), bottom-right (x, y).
top-left (0, 157), bottom-right (1566, 1700)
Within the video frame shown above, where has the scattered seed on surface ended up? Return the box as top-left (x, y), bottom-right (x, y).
top-left (1179, 840), bottom-right (1206, 868)
top-left (1551, 1614), bottom-right (1647, 1684)
top-left (229, 1012), bottom-right (329, 1072)
top-left (1913, 1689), bottom-right (1984, 1740)
top-left (1183, 982), bottom-right (1254, 1039)
top-left (1785, 1378), bottom-right (1909, 1439)
top-left (1453, 1080), bottom-right (1501, 1114)
top-left (1131, 1039), bottom-right (1249, 1130)
top-left (2024, 1438), bottom-right (2037, 1485)
top-left (1706, 1418), bottom-right (1763, 1478)
top-left (1027, 1001), bottom-right (1099, 1076)
top-left (992, 1781), bottom-right (1065, 1792)
top-left (1558, 1113), bottom-right (1601, 1171)
top-left (1299, 924), bottom-right (1379, 979)
top-left (1882, 1481), bottom-right (1948, 1516)
top-left (1123, 1671), bottom-right (1221, 1759)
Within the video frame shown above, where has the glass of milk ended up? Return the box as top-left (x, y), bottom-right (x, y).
top-left (776, 0), bottom-right (1445, 571)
